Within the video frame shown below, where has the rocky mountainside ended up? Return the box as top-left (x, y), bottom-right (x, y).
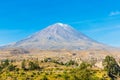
top-left (4, 23), bottom-right (109, 50)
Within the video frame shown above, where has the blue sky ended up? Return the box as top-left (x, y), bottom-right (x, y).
top-left (0, 0), bottom-right (120, 47)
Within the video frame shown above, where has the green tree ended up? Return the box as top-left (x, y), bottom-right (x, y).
top-left (28, 61), bottom-right (40, 70)
top-left (79, 62), bottom-right (91, 70)
top-left (70, 62), bottom-right (94, 80)
top-left (65, 60), bottom-right (78, 66)
top-left (78, 62), bottom-right (92, 80)
top-left (7, 64), bottom-right (16, 71)
top-left (62, 71), bottom-right (69, 80)
top-left (103, 56), bottom-right (120, 80)
top-left (41, 75), bottom-right (48, 80)
top-left (21, 59), bottom-right (26, 70)
top-left (2, 59), bottom-right (9, 67)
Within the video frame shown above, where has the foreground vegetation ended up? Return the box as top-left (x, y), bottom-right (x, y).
top-left (0, 56), bottom-right (119, 80)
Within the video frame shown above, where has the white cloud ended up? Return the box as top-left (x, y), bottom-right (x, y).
top-left (109, 11), bottom-right (120, 16)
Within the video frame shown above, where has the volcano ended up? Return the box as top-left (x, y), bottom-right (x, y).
top-left (4, 23), bottom-right (108, 50)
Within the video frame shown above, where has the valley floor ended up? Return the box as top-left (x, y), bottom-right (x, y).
top-left (0, 50), bottom-right (120, 80)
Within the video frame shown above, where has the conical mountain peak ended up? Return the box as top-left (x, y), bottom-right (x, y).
top-left (36, 23), bottom-right (90, 41)
top-left (7, 23), bottom-right (106, 50)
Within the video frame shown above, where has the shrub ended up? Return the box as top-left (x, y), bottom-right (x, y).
top-left (41, 75), bottom-right (48, 80)
top-left (7, 64), bottom-right (16, 71)
top-left (21, 59), bottom-right (26, 70)
top-left (28, 61), bottom-right (40, 70)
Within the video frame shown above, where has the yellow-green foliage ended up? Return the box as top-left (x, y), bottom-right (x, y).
top-left (0, 59), bottom-right (111, 80)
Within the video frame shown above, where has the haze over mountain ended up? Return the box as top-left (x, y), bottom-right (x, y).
top-left (3, 23), bottom-right (109, 50)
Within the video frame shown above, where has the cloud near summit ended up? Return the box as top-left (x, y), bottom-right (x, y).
top-left (109, 11), bottom-right (120, 16)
